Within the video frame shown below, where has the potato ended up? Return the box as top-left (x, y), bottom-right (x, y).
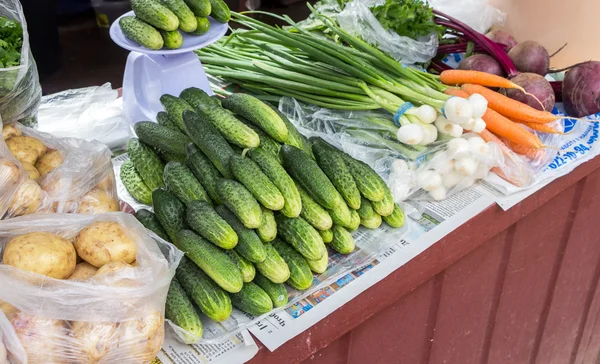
top-left (8, 179), bottom-right (45, 217)
top-left (115, 311), bottom-right (164, 363)
top-left (0, 300), bottom-right (18, 316)
top-left (6, 136), bottom-right (47, 165)
top-left (94, 261), bottom-right (134, 276)
top-left (68, 262), bottom-right (98, 281)
top-left (9, 312), bottom-right (68, 364)
top-left (2, 124), bottom-right (21, 140)
top-left (3, 232), bottom-right (77, 279)
top-left (0, 159), bottom-right (20, 190)
top-left (21, 162), bottom-right (40, 179)
top-left (69, 321), bottom-right (118, 363)
top-left (94, 262), bottom-right (139, 287)
top-left (35, 150), bottom-right (63, 178)
top-left (0, 339), bottom-right (7, 364)
top-left (78, 188), bottom-right (119, 214)
top-left (96, 172), bottom-right (115, 192)
top-left (75, 221), bottom-right (136, 268)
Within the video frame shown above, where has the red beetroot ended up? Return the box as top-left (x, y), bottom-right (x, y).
top-left (485, 29), bottom-right (518, 51)
top-left (508, 40), bottom-right (550, 76)
top-left (563, 61), bottom-right (600, 117)
top-left (504, 73), bottom-right (555, 111)
top-left (458, 54), bottom-right (504, 76)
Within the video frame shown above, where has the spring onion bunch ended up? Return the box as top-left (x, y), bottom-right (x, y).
top-left (198, 8), bottom-right (469, 146)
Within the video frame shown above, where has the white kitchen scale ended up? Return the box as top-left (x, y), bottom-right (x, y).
top-left (109, 11), bottom-right (228, 124)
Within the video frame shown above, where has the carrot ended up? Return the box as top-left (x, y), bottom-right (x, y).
top-left (444, 88), bottom-right (470, 98)
top-left (515, 120), bottom-right (563, 134)
top-left (441, 70), bottom-right (524, 90)
top-left (501, 137), bottom-right (544, 160)
top-left (461, 84), bottom-right (558, 123)
top-left (478, 130), bottom-right (527, 187)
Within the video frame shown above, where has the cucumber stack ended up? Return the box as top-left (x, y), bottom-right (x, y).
top-left (128, 89), bottom-right (405, 340)
top-left (118, 0), bottom-right (231, 50)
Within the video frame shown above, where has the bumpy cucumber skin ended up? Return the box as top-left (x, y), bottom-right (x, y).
top-left (257, 206), bottom-right (277, 243)
top-left (273, 241), bottom-right (314, 291)
top-left (127, 138), bottom-right (165, 191)
top-left (371, 187), bottom-right (395, 217)
top-left (360, 213), bottom-right (382, 229)
top-left (164, 161), bottom-right (211, 205)
top-left (306, 248), bottom-right (328, 274)
top-left (215, 205), bottom-right (266, 263)
top-left (135, 208), bottom-right (170, 242)
top-left (134, 121), bottom-right (190, 156)
top-left (318, 229), bottom-right (333, 243)
top-left (222, 93), bottom-right (288, 142)
top-left (165, 280), bottom-right (203, 341)
top-left (356, 197), bottom-right (375, 219)
top-left (119, 16), bottom-right (164, 50)
top-left (187, 200), bottom-right (238, 249)
top-left (183, 0), bottom-right (211, 17)
top-left (120, 160), bottom-right (153, 205)
top-left (208, 0), bottom-right (231, 23)
top-left (230, 155), bottom-right (284, 211)
top-left (229, 282), bottom-right (273, 316)
top-left (160, 94), bottom-right (195, 131)
top-left (159, 29), bottom-right (183, 49)
top-left (276, 215), bottom-right (325, 261)
top-left (152, 189), bottom-right (186, 244)
top-left (160, 0), bottom-right (198, 32)
top-left (189, 17), bottom-right (210, 34)
top-left (296, 182), bottom-right (333, 231)
top-left (217, 179), bottom-right (263, 229)
top-left (383, 204), bottom-right (405, 228)
top-left (254, 272), bottom-right (289, 308)
top-left (254, 243), bottom-right (291, 284)
top-left (225, 250), bottom-right (256, 283)
top-left (131, 0), bottom-right (179, 31)
top-left (186, 143), bottom-right (223, 204)
top-left (330, 225), bottom-right (355, 254)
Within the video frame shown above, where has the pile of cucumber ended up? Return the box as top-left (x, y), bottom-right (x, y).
top-left (123, 88), bottom-right (405, 339)
top-left (119, 0), bottom-right (230, 50)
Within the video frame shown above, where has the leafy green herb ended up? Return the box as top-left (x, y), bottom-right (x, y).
top-left (367, 0), bottom-right (444, 40)
top-left (0, 16), bottom-right (22, 68)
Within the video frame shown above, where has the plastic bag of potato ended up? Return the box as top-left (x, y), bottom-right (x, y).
top-left (0, 122), bottom-right (119, 218)
top-left (0, 212), bottom-right (183, 364)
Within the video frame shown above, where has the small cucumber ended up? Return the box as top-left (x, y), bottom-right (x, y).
top-left (160, 94), bottom-right (195, 131)
top-left (164, 161), bottom-right (211, 205)
top-left (165, 280), bottom-right (203, 341)
top-left (189, 16), bottom-right (210, 34)
top-left (153, 189), bottom-right (186, 243)
top-left (306, 248), bottom-right (328, 274)
top-left (230, 282), bottom-right (273, 316)
top-left (159, 29), bottom-right (183, 49)
top-left (222, 94), bottom-right (288, 142)
top-left (257, 207), bottom-right (277, 243)
top-left (160, 0), bottom-right (198, 32)
top-left (131, 0), bottom-right (179, 31)
top-left (156, 111), bottom-right (179, 131)
top-left (119, 16), bottom-right (163, 50)
top-left (361, 213), bottom-right (382, 229)
top-left (230, 155), bottom-right (284, 211)
top-left (158, 150), bottom-right (186, 164)
top-left (348, 210), bottom-right (361, 231)
top-left (255, 243), bottom-right (290, 284)
top-left (187, 200), bottom-right (237, 249)
top-left (273, 241), bottom-right (313, 291)
top-left (225, 250), bottom-right (256, 283)
top-left (217, 179), bottom-right (263, 229)
top-left (177, 230), bottom-right (243, 293)
top-left (371, 187), bottom-right (394, 217)
top-left (186, 144), bottom-right (223, 204)
top-left (341, 152), bottom-right (387, 202)
top-left (356, 197), bottom-right (375, 219)
top-left (127, 138), bottom-right (165, 190)
top-left (240, 120), bottom-right (281, 159)
top-left (135, 209), bottom-right (170, 242)
top-left (318, 229), bottom-right (333, 243)
top-left (296, 182), bottom-right (332, 231)
top-left (330, 225), bottom-right (355, 254)
top-left (276, 215), bottom-right (325, 261)
top-left (254, 272), bottom-right (288, 308)
top-left (184, 0), bottom-right (211, 17)
top-left (328, 199), bottom-right (353, 229)
top-left (267, 104), bottom-right (311, 154)
top-left (383, 204), bottom-right (405, 228)
top-left (208, 0), bottom-right (230, 23)
top-left (120, 160), bottom-right (152, 205)
top-left (134, 121), bottom-right (190, 156)
top-left (215, 205), bottom-right (266, 263)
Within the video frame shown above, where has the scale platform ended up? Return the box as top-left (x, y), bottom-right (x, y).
top-left (109, 11), bottom-right (228, 124)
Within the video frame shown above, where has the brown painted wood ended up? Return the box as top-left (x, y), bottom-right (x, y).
top-left (249, 157), bottom-right (600, 364)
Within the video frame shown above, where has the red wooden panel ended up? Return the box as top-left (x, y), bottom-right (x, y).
top-left (534, 170), bottom-right (600, 364)
top-left (485, 183), bottom-right (580, 364)
top-left (574, 271), bottom-right (600, 364)
top-left (345, 278), bottom-right (441, 364)
top-left (428, 229), bottom-right (511, 364)
top-left (304, 333), bottom-right (351, 364)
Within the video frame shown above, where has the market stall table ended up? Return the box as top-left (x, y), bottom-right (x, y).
top-left (248, 155), bottom-right (600, 364)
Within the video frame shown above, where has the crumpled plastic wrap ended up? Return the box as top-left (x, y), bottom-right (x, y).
top-left (0, 213), bottom-right (183, 364)
top-left (0, 122), bottom-right (119, 219)
top-left (337, 0), bottom-right (438, 64)
top-left (0, 0), bottom-right (42, 127)
top-left (428, 0), bottom-right (505, 34)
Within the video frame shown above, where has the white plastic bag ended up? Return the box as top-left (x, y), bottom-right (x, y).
top-left (0, 213), bottom-right (183, 364)
top-left (337, 0), bottom-right (438, 64)
top-left (0, 122), bottom-right (119, 219)
top-left (426, 0), bottom-right (505, 34)
top-left (0, 0), bottom-right (42, 127)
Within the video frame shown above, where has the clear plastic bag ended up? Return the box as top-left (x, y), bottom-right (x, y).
top-left (427, 0), bottom-right (505, 34)
top-left (337, 0), bottom-right (438, 64)
top-left (0, 0), bottom-right (42, 127)
top-left (0, 122), bottom-right (119, 219)
top-left (0, 213), bottom-right (183, 364)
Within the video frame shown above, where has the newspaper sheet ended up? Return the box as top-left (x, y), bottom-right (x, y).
top-left (250, 185), bottom-right (495, 350)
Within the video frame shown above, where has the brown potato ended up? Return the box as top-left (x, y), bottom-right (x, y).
top-left (2, 124), bottom-right (21, 140)
top-left (75, 221), bottom-right (136, 268)
top-left (0, 300), bottom-right (18, 316)
top-left (8, 179), bottom-right (45, 217)
top-left (69, 321), bottom-right (118, 363)
top-left (68, 262), bottom-right (98, 281)
top-left (77, 188), bottom-right (119, 214)
top-left (21, 162), bottom-right (40, 179)
top-left (9, 312), bottom-right (68, 364)
top-left (0, 159), bottom-right (20, 186)
top-left (35, 150), bottom-right (63, 178)
top-left (115, 312), bottom-right (164, 363)
top-left (95, 172), bottom-right (115, 192)
top-left (94, 261), bottom-right (134, 276)
top-left (3, 232), bottom-right (77, 279)
top-left (6, 136), bottom-right (47, 165)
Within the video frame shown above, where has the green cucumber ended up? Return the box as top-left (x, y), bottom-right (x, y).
top-left (230, 282), bottom-right (273, 316)
top-left (217, 179), bottom-right (263, 229)
top-left (208, 0), bottom-right (230, 23)
top-left (276, 215), bottom-right (324, 261)
top-left (157, 111), bottom-right (179, 130)
top-left (134, 121), bottom-right (190, 156)
top-left (152, 189), bottom-right (186, 243)
top-left (183, 0), bottom-right (211, 17)
top-left (306, 248), bottom-right (328, 274)
top-left (160, 94), bottom-right (195, 131)
top-left (330, 225), bottom-right (355, 254)
top-left (186, 144), bottom-right (222, 204)
top-left (312, 139), bottom-right (361, 210)
top-left (254, 243), bottom-right (290, 284)
top-left (164, 161), bottom-right (211, 205)
top-left (225, 250), bottom-right (255, 283)
top-left (318, 229), bottom-right (333, 243)
top-left (131, 0), bottom-right (179, 31)
top-left (257, 207), bottom-right (277, 243)
top-left (348, 210), bottom-right (360, 231)
top-left (240, 120), bottom-right (281, 159)
top-left (215, 205), bottom-right (266, 263)
top-left (165, 280), bottom-right (203, 341)
top-left (268, 105), bottom-right (311, 153)
top-left (183, 110), bottom-right (235, 178)
top-left (340, 152), bottom-right (387, 202)
top-left (230, 155), bottom-right (284, 211)
top-left (281, 145), bottom-right (342, 210)
top-left (296, 183), bottom-right (332, 231)
top-left (222, 94), bottom-right (288, 142)
top-left (361, 213), bottom-right (382, 229)
top-left (159, 29), bottom-right (183, 49)
top-left (127, 138), bottom-right (165, 190)
top-left (371, 187), bottom-right (394, 217)
top-left (328, 199), bottom-right (353, 229)
top-left (160, 0), bottom-right (198, 32)
top-left (177, 230), bottom-right (243, 293)
top-left (254, 272), bottom-right (288, 308)
top-left (273, 241), bottom-right (313, 291)
top-left (158, 150), bottom-right (186, 164)
top-left (119, 16), bottom-right (164, 50)
top-left (187, 200), bottom-right (237, 249)
top-left (189, 17), bottom-right (210, 34)
top-left (179, 87), bottom-right (216, 109)
top-left (177, 257), bottom-right (232, 322)
top-left (120, 160), bottom-right (153, 205)
top-left (135, 209), bottom-right (170, 242)
top-left (248, 147), bottom-right (301, 218)
top-left (356, 197), bottom-right (375, 219)
top-left (383, 204), bottom-right (405, 228)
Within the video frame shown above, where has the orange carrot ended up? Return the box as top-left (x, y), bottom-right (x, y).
top-left (501, 137), bottom-right (544, 160)
top-left (441, 70), bottom-right (523, 90)
top-left (478, 130), bottom-right (526, 187)
top-left (461, 84), bottom-right (558, 123)
top-left (444, 88), bottom-right (470, 98)
top-left (515, 120), bottom-right (563, 134)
